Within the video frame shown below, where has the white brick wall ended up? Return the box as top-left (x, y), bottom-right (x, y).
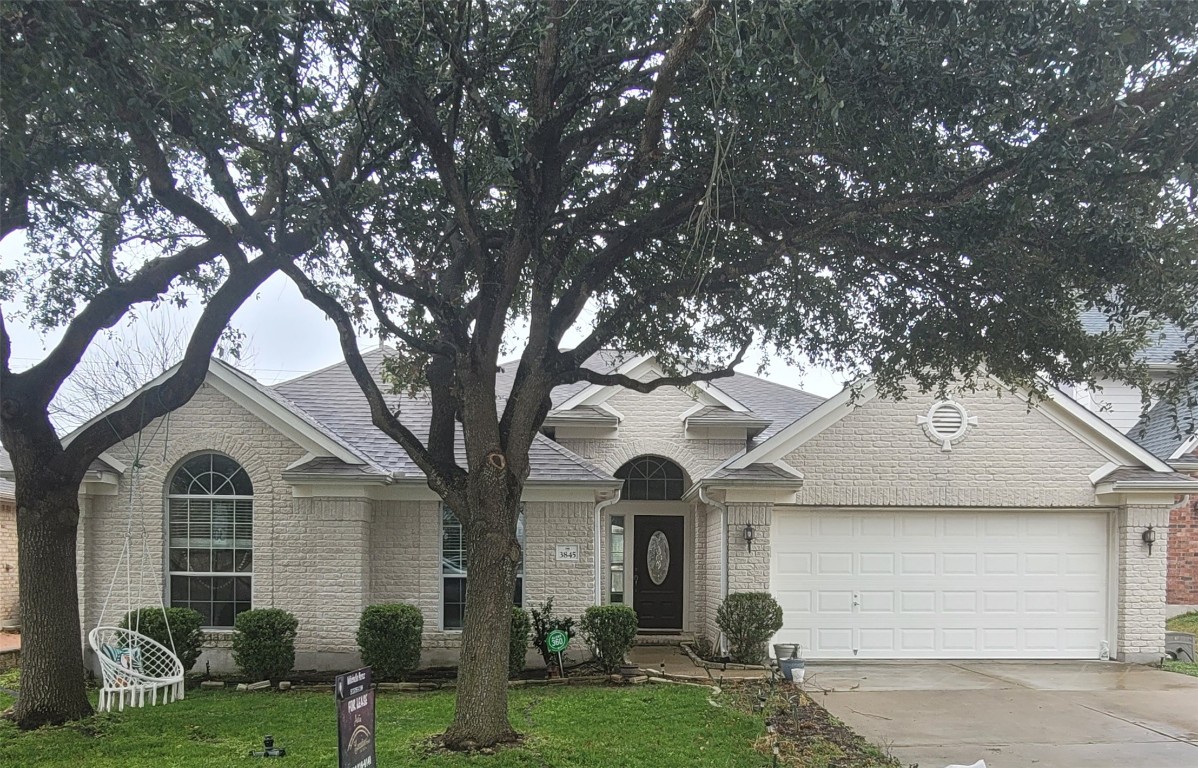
top-left (783, 389), bottom-right (1110, 507)
top-left (557, 385), bottom-right (745, 481)
top-left (369, 498), bottom-right (596, 659)
top-left (1117, 504), bottom-right (1171, 661)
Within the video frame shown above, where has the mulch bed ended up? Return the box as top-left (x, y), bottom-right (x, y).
top-left (729, 681), bottom-right (901, 768)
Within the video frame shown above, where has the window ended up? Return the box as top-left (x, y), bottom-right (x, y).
top-left (167, 453), bottom-right (253, 628)
top-left (609, 515), bottom-right (625, 604)
top-left (614, 456), bottom-right (685, 500)
top-left (441, 505), bottom-right (525, 631)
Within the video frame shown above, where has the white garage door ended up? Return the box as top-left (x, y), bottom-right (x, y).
top-left (771, 509), bottom-right (1111, 659)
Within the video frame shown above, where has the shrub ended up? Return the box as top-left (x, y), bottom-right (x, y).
top-left (121, 607), bottom-right (205, 673)
top-left (356, 604), bottom-right (423, 680)
top-left (509, 607), bottom-right (531, 677)
top-left (579, 605), bottom-right (639, 673)
top-left (232, 609), bottom-right (298, 681)
top-left (530, 598), bottom-right (576, 667)
top-left (716, 592), bottom-right (783, 665)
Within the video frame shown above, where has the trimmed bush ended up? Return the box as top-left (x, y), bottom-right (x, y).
top-left (356, 604), bottom-right (423, 681)
top-left (579, 605), bottom-right (639, 673)
top-left (509, 607), bottom-right (531, 677)
top-left (121, 607), bottom-right (204, 672)
top-left (716, 592), bottom-right (783, 665)
top-left (232, 608), bottom-right (298, 681)
top-left (530, 598), bottom-right (576, 668)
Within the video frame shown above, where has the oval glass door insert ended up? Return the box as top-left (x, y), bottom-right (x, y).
top-left (647, 530), bottom-right (670, 585)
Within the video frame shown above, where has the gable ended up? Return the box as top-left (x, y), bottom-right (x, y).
top-left (773, 387), bottom-right (1119, 507)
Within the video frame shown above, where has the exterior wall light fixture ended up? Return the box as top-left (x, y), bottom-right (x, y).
top-left (743, 522), bottom-right (756, 552)
top-left (1142, 525), bottom-right (1156, 555)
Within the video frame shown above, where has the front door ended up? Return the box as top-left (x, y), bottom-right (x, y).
top-left (634, 515), bottom-right (684, 630)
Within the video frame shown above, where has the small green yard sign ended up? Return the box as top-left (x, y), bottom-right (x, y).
top-left (546, 629), bottom-right (569, 653)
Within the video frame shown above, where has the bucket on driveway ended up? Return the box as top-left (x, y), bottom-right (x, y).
top-left (778, 657), bottom-right (806, 683)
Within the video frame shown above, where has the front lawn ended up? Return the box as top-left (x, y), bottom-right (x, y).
top-left (1166, 611), bottom-right (1198, 635)
top-left (0, 680), bottom-right (894, 767)
top-left (1162, 661), bottom-right (1198, 677)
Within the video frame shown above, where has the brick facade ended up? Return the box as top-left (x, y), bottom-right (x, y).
top-left (0, 492), bottom-right (16, 626)
top-left (70, 367), bottom-right (1181, 670)
top-left (1167, 490), bottom-right (1198, 607)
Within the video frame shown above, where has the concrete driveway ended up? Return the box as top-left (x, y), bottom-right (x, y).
top-left (809, 661), bottom-right (1198, 768)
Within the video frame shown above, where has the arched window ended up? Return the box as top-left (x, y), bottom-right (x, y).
top-left (167, 453), bottom-right (253, 628)
top-left (615, 456), bottom-right (685, 501)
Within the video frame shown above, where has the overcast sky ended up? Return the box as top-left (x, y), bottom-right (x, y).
top-left (3, 233), bottom-right (847, 401)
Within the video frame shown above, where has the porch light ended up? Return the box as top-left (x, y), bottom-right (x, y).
top-left (1142, 525), bottom-right (1156, 555)
top-left (743, 523), bottom-right (756, 552)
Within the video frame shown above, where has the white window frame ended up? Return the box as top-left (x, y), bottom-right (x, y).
top-left (440, 504), bottom-right (524, 631)
top-left (165, 453), bottom-right (254, 629)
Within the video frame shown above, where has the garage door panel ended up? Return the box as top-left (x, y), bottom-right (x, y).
top-left (770, 509), bottom-right (1110, 660)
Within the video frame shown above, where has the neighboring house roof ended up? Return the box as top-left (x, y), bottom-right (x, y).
top-left (1079, 307), bottom-right (1191, 366)
top-left (1127, 382), bottom-right (1198, 462)
top-left (0, 477), bottom-right (12, 502)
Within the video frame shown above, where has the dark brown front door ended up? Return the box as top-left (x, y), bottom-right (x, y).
top-left (634, 515), bottom-right (684, 630)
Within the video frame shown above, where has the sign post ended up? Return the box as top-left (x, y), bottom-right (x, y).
top-left (546, 629), bottom-right (569, 678)
top-left (335, 667), bottom-right (376, 768)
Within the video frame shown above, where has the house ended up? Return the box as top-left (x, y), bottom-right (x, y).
top-left (0, 475), bottom-right (15, 629)
top-left (1128, 384), bottom-right (1198, 616)
top-left (1068, 308), bottom-right (1188, 433)
top-left (4, 349), bottom-right (1195, 672)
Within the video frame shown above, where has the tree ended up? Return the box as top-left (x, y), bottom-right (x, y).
top-left (0, 1), bottom-right (391, 728)
top-left (49, 312), bottom-right (254, 433)
top-left (276, 0), bottom-right (1197, 748)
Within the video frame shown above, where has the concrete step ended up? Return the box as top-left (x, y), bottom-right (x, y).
top-left (634, 632), bottom-right (695, 647)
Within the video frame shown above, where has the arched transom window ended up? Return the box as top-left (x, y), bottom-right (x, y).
top-left (167, 453), bottom-right (253, 628)
top-left (615, 456), bottom-right (685, 501)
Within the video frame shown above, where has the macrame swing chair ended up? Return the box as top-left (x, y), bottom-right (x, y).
top-left (87, 432), bottom-right (185, 712)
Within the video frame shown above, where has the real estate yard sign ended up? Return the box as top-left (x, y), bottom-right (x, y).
top-left (336, 667), bottom-right (376, 768)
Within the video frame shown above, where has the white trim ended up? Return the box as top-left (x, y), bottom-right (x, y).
top-left (1170, 434), bottom-right (1198, 462)
top-left (61, 358), bottom-right (367, 467)
top-left (1089, 462), bottom-right (1120, 485)
top-left (555, 353), bottom-right (748, 413)
top-left (730, 381), bottom-right (878, 468)
top-left (97, 452), bottom-right (128, 475)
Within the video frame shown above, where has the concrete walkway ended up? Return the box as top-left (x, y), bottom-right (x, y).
top-left (627, 645), bottom-right (770, 680)
top-left (811, 660), bottom-right (1198, 768)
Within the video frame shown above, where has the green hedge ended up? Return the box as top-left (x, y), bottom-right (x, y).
top-left (356, 604), bottom-right (423, 680)
top-left (579, 605), bottom-right (638, 673)
top-left (509, 607), bottom-right (531, 677)
top-left (121, 607), bottom-right (204, 672)
top-left (232, 609), bottom-right (298, 681)
top-left (716, 592), bottom-right (783, 665)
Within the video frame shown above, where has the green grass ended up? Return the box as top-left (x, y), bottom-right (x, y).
top-left (0, 683), bottom-right (771, 767)
top-left (1166, 611), bottom-right (1198, 635)
top-left (1162, 661), bottom-right (1198, 677)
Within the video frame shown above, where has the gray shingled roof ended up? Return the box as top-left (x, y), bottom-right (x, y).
top-left (273, 348), bottom-right (825, 485)
top-left (706, 463), bottom-right (804, 483)
top-left (503, 350), bottom-right (825, 448)
top-left (1079, 308), bottom-right (1191, 365)
top-left (273, 348), bottom-right (613, 484)
top-left (542, 405), bottom-right (620, 426)
top-left (1094, 466), bottom-right (1198, 488)
top-left (684, 406), bottom-right (771, 431)
top-left (1127, 382), bottom-right (1197, 461)
top-left (0, 478), bottom-right (13, 501)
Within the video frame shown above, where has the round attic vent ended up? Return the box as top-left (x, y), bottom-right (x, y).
top-left (918, 400), bottom-right (976, 451)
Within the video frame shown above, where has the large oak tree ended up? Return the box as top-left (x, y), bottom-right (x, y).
top-left (277, 0), bottom-right (1198, 748)
top-left (0, 1), bottom-right (394, 728)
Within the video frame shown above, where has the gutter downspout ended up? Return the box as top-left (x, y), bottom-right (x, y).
top-left (594, 491), bottom-right (622, 605)
top-left (697, 484), bottom-right (728, 655)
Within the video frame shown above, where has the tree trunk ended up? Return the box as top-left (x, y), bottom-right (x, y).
top-left (441, 494), bottom-right (521, 749)
top-left (12, 482), bottom-right (93, 728)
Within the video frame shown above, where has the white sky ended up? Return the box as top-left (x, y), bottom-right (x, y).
top-left (2, 234), bottom-right (847, 400)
